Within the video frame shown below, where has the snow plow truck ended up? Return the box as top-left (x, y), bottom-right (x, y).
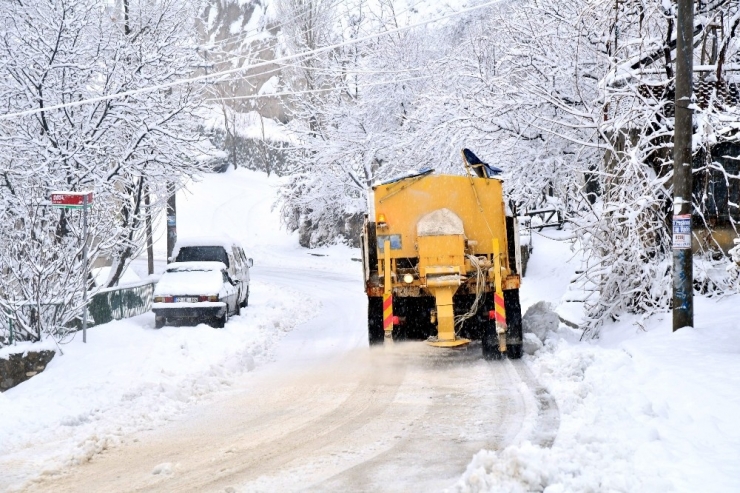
top-left (360, 151), bottom-right (523, 359)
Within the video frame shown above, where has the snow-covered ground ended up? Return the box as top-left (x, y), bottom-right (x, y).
top-left (0, 169), bottom-right (350, 491)
top-left (456, 230), bottom-right (740, 492)
top-left (2, 168), bottom-right (740, 492)
top-left (0, 281), bottom-right (316, 489)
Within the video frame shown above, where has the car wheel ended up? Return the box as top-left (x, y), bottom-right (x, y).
top-left (155, 316), bottom-right (165, 329)
top-left (234, 299), bottom-right (241, 316)
top-left (241, 287), bottom-right (249, 308)
top-left (214, 311), bottom-right (228, 329)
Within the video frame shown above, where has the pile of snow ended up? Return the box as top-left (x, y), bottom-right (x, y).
top-left (521, 301), bottom-right (560, 355)
top-left (455, 231), bottom-right (740, 492)
top-left (154, 262), bottom-right (231, 297)
top-left (417, 208), bottom-right (465, 236)
top-left (258, 75), bottom-right (280, 95)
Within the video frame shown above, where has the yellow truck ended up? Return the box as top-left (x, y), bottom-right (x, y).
top-left (360, 157), bottom-right (523, 359)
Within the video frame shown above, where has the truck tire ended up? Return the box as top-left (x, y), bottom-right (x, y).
top-left (482, 319), bottom-right (504, 360)
top-left (368, 297), bottom-right (384, 346)
top-left (504, 289), bottom-right (523, 359)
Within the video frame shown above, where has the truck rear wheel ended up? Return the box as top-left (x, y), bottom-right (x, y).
top-left (482, 319), bottom-right (504, 360)
top-left (504, 289), bottom-right (523, 359)
top-left (368, 297), bottom-right (384, 346)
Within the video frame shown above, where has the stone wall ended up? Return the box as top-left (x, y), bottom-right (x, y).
top-left (0, 350), bottom-right (55, 392)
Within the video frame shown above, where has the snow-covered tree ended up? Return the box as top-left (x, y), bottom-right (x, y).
top-left (275, 0), bottom-right (738, 331)
top-left (0, 0), bottom-right (212, 344)
top-left (277, 0), bottom-right (453, 246)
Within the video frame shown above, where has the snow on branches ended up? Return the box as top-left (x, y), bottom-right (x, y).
top-left (0, 0), bottom-right (212, 345)
top-left (279, 0), bottom-right (739, 333)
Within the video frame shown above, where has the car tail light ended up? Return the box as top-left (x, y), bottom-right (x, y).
top-left (154, 296), bottom-right (163, 303)
top-left (199, 295), bottom-right (219, 302)
top-left (489, 310), bottom-right (495, 320)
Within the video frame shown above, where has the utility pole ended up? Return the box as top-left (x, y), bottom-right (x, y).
top-left (82, 193), bottom-right (89, 343)
top-left (167, 183), bottom-right (177, 262)
top-left (672, 0), bottom-right (694, 331)
top-left (144, 181), bottom-right (154, 275)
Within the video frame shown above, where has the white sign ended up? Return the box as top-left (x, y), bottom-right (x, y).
top-left (673, 214), bottom-right (692, 250)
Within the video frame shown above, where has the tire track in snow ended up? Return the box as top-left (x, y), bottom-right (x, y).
top-left (509, 359), bottom-right (560, 448)
top-left (309, 345), bottom-right (530, 492)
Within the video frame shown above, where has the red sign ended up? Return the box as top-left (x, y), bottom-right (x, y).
top-left (51, 191), bottom-right (94, 208)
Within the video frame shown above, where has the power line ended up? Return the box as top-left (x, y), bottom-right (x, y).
top-left (0, 0), bottom-right (502, 121)
top-left (206, 75), bottom-right (432, 102)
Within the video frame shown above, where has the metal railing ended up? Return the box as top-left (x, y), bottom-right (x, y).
top-left (88, 280), bottom-right (156, 326)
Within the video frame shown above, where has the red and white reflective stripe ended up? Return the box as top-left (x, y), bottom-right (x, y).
top-left (383, 293), bottom-right (393, 332)
top-left (494, 292), bottom-right (506, 327)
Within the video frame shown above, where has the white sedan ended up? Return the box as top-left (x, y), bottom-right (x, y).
top-left (152, 261), bottom-right (240, 328)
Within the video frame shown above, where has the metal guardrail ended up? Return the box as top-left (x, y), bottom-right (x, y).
top-left (2, 280), bottom-right (156, 346)
top-left (88, 280), bottom-right (156, 326)
top-left (524, 209), bottom-right (564, 231)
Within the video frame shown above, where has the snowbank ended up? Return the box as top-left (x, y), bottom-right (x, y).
top-left (0, 279), bottom-right (319, 491)
top-left (455, 230), bottom-right (740, 492)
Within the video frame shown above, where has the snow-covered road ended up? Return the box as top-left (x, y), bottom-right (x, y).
top-left (22, 259), bottom-right (555, 492)
top-left (0, 168), bottom-right (557, 492)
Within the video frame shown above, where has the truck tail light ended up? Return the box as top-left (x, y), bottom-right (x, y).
top-left (489, 310), bottom-right (495, 320)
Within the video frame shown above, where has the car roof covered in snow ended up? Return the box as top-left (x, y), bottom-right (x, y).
top-left (172, 236), bottom-right (243, 259)
top-left (164, 261), bottom-right (227, 273)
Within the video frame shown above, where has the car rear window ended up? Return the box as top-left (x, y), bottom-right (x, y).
top-left (175, 246), bottom-right (229, 267)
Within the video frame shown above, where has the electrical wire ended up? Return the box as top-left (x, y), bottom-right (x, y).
top-left (455, 253), bottom-right (487, 333)
top-left (206, 74), bottom-right (431, 102)
top-left (0, 0), bottom-right (503, 121)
